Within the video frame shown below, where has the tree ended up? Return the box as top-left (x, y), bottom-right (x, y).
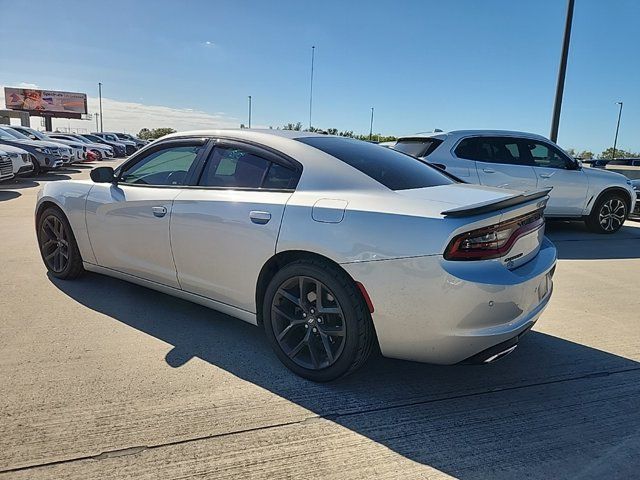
top-left (138, 127), bottom-right (177, 140)
top-left (577, 150), bottom-right (594, 160)
top-left (599, 147), bottom-right (640, 160)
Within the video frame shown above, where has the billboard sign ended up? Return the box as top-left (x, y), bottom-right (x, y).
top-left (4, 87), bottom-right (88, 119)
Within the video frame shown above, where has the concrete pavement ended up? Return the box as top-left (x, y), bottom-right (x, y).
top-left (1, 164), bottom-right (639, 479)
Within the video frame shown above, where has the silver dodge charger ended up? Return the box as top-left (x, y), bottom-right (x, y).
top-left (35, 130), bottom-right (557, 381)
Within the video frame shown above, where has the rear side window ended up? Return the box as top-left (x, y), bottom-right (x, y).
top-left (393, 138), bottom-right (443, 158)
top-left (297, 136), bottom-right (454, 191)
top-left (199, 146), bottom-right (298, 189)
top-left (455, 137), bottom-right (531, 166)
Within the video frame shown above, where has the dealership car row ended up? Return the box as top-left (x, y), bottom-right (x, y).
top-left (0, 124), bottom-right (148, 179)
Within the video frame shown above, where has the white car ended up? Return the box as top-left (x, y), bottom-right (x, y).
top-left (393, 130), bottom-right (637, 233)
top-left (9, 126), bottom-right (87, 163)
top-left (36, 130), bottom-right (556, 381)
top-left (0, 144), bottom-right (33, 176)
top-left (0, 149), bottom-right (14, 182)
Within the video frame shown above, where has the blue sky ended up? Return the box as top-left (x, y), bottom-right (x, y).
top-left (0, 0), bottom-right (638, 153)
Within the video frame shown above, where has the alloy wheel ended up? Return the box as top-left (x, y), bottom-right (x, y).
top-left (271, 276), bottom-right (346, 370)
top-left (599, 198), bottom-right (626, 232)
top-left (40, 215), bottom-right (70, 273)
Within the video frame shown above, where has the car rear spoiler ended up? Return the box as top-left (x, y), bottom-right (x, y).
top-left (441, 188), bottom-right (552, 217)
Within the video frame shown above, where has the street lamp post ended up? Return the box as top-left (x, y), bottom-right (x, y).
top-left (309, 46), bottom-right (315, 130)
top-left (98, 82), bottom-right (103, 132)
top-left (550, 0), bottom-right (575, 143)
top-left (95, 113), bottom-right (99, 131)
top-left (248, 95), bottom-right (252, 129)
top-left (612, 101), bottom-right (623, 161)
top-left (369, 107), bottom-right (374, 141)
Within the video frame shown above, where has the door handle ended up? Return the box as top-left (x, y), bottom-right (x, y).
top-left (539, 172), bottom-right (554, 179)
top-left (249, 211), bottom-right (271, 224)
top-left (152, 206), bottom-right (167, 218)
top-left (483, 168), bottom-right (496, 173)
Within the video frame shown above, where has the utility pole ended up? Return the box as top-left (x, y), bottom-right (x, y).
top-left (550, 0), bottom-right (575, 143)
top-left (98, 82), bottom-right (104, 132)
top-left (612, 101), bottom-right (623, 161)
top-left (248, 96), bottom-right (252, 129)
top-left (309, 46), bottom-right (315, 130)
top-left (95, 113), bottom-right (99, 131)
top-left (369, 107), bottom-right (374, 141)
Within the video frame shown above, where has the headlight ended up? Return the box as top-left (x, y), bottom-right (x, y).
top-left (35, 147), bottom-right (51, 154)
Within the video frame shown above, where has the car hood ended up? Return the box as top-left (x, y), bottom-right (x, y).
top-left (47, 139), bottom-right (83, 148)
top-left (398, 182), bottom-right (524, 208)
top-left (1, 138), bottom-right (65, 149)
top-left (0, 144), bottom-right (29, 155)
top-left (582, 165), bottom-right (631, 185)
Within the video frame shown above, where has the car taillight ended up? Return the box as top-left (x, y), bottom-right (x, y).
top-left (444, 209), bottom-right (544, 261)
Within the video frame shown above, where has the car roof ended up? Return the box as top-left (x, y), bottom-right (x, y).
top-left (398, 130), bottom-right (551, 142)
top-left (162, 128), bottom-right (325, 141)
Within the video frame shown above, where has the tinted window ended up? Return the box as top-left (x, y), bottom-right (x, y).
top-left (297, 136), bottom-right (454, 190)
top-left (455, 137), bottom-right (522, 164)
top-left (120, 145), bottom-right (202, 185)
top-left (526, 141), bottom-right (573, 169)
top-left (263, 163), bottom-right (298, 189)
top-left (393, 138), bottom-right (443, 158)
top-left (199, 147), bottom-right (270, 188)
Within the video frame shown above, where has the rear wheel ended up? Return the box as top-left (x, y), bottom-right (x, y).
top-left (586, 193), bottom-right (628, 234)
top-left (37, 207), bottom-right (84, 279)
top-left (263, 260), bottom-right (374, 381)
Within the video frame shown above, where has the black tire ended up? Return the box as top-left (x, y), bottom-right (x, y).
top-left (263, 259), bottom-right (375, 382)
top-left (30, 157), bottom-right (41, 176)
top-left (585, 192), bottom-right (628, 234)
top-left (37, 207), bottom-right (84, 279)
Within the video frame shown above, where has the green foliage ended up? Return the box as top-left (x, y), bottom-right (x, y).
top-left (138, 127), bottom-right (177, 140)
top-left (599, 147), bottom-right (640, 160)
top-left (278, 122), bottom-right (396, 143)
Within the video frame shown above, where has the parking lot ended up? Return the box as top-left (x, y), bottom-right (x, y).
top-left (1, 164), bottom-right (639, 479)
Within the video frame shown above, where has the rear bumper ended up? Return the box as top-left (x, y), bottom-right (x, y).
top-left (342, 237), bottom-right (557, 364)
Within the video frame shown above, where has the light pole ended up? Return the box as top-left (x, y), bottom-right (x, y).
top-left (98, 82), bottom-right (103, 132)
top-left (248, 95), bottom-right (252, 129)
top-left (369, 107), bottom-right (374, 141)
top-left (612, 101), bottom-right (623, 161)
top-left (550, 0), bottom-right (575, 143)
top-left (309, 46), bottom-right (315, 130)
top-left (95, 113), bottom-right (99, 131)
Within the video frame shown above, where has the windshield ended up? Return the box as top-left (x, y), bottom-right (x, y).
top-left (0, 127), bottom-right (30, 140)
top-left (17, 127), bottom-right (47, 140)
top-left (297, 136), bottom-right (455, 191)
top-left (393, 138), bottom-right (443, 158)
top-left (83, 134), bottom-right (103, 142)
top-left (0, 129), bottom-right (18, 140)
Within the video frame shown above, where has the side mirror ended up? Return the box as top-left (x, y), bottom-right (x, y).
top-left (90, 166), bottom-right (115, 183)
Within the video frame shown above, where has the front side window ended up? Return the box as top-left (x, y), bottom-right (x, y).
top-left (525, 141), bottom-right (574, 169)
top-left (120, 144), bottom-right (202, 185)
top-left (297, 136), bottom-right (454, 190)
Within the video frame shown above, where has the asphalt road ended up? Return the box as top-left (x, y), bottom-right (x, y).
top-left (1, 164), bottom-right (639, 479)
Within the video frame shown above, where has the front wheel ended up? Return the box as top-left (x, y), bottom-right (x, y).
top-left (586, 193), bottom-right (628, 234)
top-left (263, 260), bottom-right (375, 381)
top-left (37, 207), bottom-right (84, 279)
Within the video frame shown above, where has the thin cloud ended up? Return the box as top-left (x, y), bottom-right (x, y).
top-left (0, 85), bottom-right (239, 134)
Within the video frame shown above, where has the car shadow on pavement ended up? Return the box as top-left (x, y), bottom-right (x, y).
top-left (546, 220), bottom-right (640, 260)
top-left (0, 190), bottom-right (21, 201)
top-left (50, 272), bottom-right (640, 478)
top-left (0, 174), bottom-right (73, 190)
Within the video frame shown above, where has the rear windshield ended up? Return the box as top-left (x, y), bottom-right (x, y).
top-left (393, 138), bottom-right (443, 158)
top-left (297, 136), bottom-right (454, 191)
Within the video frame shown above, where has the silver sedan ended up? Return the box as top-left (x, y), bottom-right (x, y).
top-left (35, 130), bottom-right (557, 381)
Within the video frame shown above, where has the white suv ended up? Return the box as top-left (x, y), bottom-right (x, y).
top-left (394, 130), bottom-right (637, 234)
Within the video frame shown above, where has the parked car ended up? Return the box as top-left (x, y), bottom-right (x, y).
top-left (8, 126), bottom-right (87, 163)
top-left (113, 132), bottom-right (147, 149)
top-left (80, 133), bottom-right (127, 157)
top-left (35, 130), bottom-right (556, 381)
top-left (0, 126), bottom-right (65, 174)
top-left (582, 159), bottom-right (611, 168)
top-left (606, 158), bottom-right (640, 167)
top-left (0, 149), bottom-right (14, 182)
top-left (45, 133), bottom-right (112, 161)
top-left (630, 179), bottom-right (640, 221)
top-left (393, 130), bottom-right (637, 234)
top-left (92, 132), bottom-right (137, 155)
top-left (0, 144), bottom-right (33, 176)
